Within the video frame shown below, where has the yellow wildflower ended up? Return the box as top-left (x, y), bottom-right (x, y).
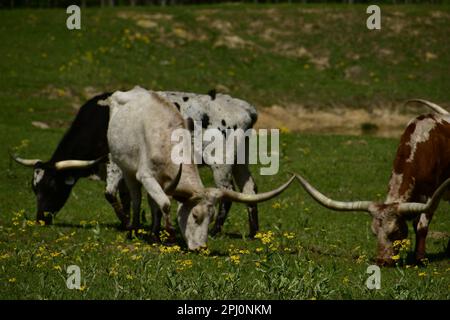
top-left (255, 231), bottom-right (274, 245)
top-left (230, 255), bottom-right (240, 265)
top-left (78, 285), bottom-right (87, 292)
top-left (272, 202), bottom-right (282, 209)
top-left (391, 255), bottom-right (400, 261)
top-left (283, 232), bottom-right (295, 239)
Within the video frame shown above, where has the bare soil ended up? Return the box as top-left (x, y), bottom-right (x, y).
top-left (254, 104), bottom-right (437, 138)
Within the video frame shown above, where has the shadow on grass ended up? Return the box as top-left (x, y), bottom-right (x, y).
top-left (54, 221), bottom-right (124, 230)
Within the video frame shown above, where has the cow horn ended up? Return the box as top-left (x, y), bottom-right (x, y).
top-left (219, 174), bottom-right (295, 204)
top-left (164, 164), bottom-right (182, 194)
top-left (54, 156), bottom-right (106, 171)
top-left (398, 177), bottom-right (450, 214)
top-left (10, 153), bottom-right (41, 167)
top-left (295, 174), bottom-right (372, 212)
top-left (405, 99), bottom-right (449, 115)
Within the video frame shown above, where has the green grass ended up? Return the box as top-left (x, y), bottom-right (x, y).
top-left (1, 133), bottom-right (449, 299)
top-left (0, 4), bottom-right (449, 299)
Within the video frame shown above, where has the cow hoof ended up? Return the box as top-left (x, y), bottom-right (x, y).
top-left (248, 231), bottom-right (258, 239)
top-left (146, 233), bottom-right (161, 244)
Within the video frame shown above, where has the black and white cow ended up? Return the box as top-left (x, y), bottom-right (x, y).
top-left (11, 93), bottom-right (129, 227)
top-left (159, 90), bottom-right (259, 237)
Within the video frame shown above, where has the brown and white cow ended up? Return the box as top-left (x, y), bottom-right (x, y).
top-left (295, 100), bottom-right (450, 266)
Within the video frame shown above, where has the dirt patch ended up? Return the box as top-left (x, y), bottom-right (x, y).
top-left (117, 11), bottom-right (173, 29)
top-left (254, 104), bottom-right (433, 138)
top-left (214, 34), bottom-right (253, 49)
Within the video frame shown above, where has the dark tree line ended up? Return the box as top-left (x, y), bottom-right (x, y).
top-left (1, 0), bottom-right (446, 8)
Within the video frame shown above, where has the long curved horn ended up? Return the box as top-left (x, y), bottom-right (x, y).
top-left (10, 153), bottom-right (41, 167)
top-left (164, 164), bottom-right (182, 194)
top-left (296, 174), bottom-right (372, 212)
top-left (405, 99), bottom-right (449, 115)
top-left (219, 174), bottom-right (295, 204)
top-left (54, 156), bottom-right (106, 171)
top-left (398, 177), bottom-right (450, 214)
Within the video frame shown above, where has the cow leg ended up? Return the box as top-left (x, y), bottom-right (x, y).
top-left (413, 212), bottom-right (433, 262)
top-left (136, 171), bottom-right (172, 232)
top-left (118, 178), bottom-right (131, 225)
top-left (146, 195), bottom-right (162, 242)
top-left (123, 173), bottom-right (143, 233)
top-left (232, 164), bottom-right (259, 238)
top-left (147, 195), bottom-right (176, 243)
top-left (210, 164), bottom-right (234, 236)
top-left (104, 160), bottom-right (128, 229)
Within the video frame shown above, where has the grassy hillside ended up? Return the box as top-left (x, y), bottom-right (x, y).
top-left (1, 4), bottom-right (449, 115)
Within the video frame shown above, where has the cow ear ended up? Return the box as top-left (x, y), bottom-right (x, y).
top-left (207, 89), bottom-right (216, 100)
top-left (64, 176), bottom-right (75, 186)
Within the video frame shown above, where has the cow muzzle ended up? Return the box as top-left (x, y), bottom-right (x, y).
top-left (37, 211), bottom-right (53, 225)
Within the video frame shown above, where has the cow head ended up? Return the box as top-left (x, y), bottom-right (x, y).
top-left (177, 175), bottom-right (296, 250)
top-left (295, 174), bottom-right (450, 266)
top-left (11, 154), bottom-right (105, 224)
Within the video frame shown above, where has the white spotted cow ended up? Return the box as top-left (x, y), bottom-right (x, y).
top-left (106, 89), bottom-right (261, 238)
top-left (101, 86), bottom-right (295, 250)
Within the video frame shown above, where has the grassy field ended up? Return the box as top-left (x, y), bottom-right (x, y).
top-left (0, 4), bottom-right (449, 299)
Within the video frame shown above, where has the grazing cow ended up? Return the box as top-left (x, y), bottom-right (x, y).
top-left (103, 86), bottom-right (294, 250)
top-left (156, 90), bottom-right (259, 237)
top-left (10, 93), bottom-right (129, 227)
top-left (295, 110), bottom-right (450, 265)
top-left (11, 90), bottom-right (260, 234)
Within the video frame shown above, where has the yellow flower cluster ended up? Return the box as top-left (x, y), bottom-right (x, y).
top-left (255, 231), bottom-right (274, 245)
top-left (176, 259), bottom-right (193, 272)
top-left (130, 254), bottom-right (142, 261)
top-left (393, 239), bottom-right (411, 251)
top-left (356, 255), bottom-right (367, 264)
top-left (159, 230), bottom-right (171, 242)
top-left (0, 253), bottom-right (11, 260)
top-left (137, 229), bottom-right (149, 235)
top-left (282, 232), bottom-right (295, 240)
top-left (199, 247), bottom-right (210, 256)
top-left (228, 245), bottom-right (250, 256)
top-left (159, 245), bottom-right (181, 254)
top-left (11, 210), bottom-right (25, 227)
top-left (55, 232), bottom-right (76, 243)
top-left (271, 202), bottom-right (282, 209)
top-left (229, 255), bottom-right (240, 265)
